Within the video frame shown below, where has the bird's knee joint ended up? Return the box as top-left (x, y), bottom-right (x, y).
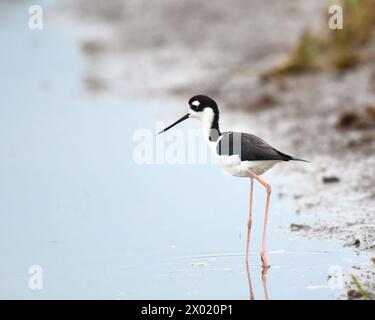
top-left (266, 184), bottom-right (271, 194)
top-left (247, 220), bottom-right (252, 229)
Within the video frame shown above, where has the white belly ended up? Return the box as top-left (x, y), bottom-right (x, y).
top-left (218, 155), bottom-right (280, 177)
top-left (207, 138), bottom-right (280, 177)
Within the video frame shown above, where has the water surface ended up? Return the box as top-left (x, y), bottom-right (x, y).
top-left (0, 0), bottom-right (368, 299)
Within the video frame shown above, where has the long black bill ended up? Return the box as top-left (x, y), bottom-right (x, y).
top-left (158, 113), bottom-right (190, 134)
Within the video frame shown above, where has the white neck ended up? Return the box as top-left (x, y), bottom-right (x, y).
top-left (200, 108), bottom-right (215, 142)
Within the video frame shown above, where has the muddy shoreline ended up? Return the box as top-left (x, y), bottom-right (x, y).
top-left (63, 0), bottom-right (375, 298)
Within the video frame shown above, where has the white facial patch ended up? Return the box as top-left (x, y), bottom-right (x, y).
top-left (192, 100), bottom-right (200, 107)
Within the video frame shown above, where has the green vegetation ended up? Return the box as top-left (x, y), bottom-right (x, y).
top-left (350, 274), bottom-right (369, 300)
top-left (328, 0), bottom-right (375, 69)
top-left (264, 0), bottom-right (375, 78)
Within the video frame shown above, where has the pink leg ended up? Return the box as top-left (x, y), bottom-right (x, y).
top-left (248, 170), bottom-right (271, 268)
top-left (245, 178), bottom-right (255, 300)
top-left (245, 178), bottom-right (254, 262)
top-left (245, 259), bottom-right (255, 300)
top-left (261, 267), bottom-right (270, 300)
top-left (261, 184), bottom-right (271, 268)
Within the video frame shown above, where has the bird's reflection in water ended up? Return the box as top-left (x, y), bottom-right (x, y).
top-left (245, 260), bottom-right (269, 300)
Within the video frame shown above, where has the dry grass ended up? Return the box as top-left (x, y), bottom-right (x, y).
top-left (263, 0), bottom-right (375, 78)
top-left (328, 0), bottom-right (375, 69)
top-left (348, 274), bottom-right (370, 300)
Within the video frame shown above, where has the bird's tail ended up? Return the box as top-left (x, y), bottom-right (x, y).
top-left (291, 157), bottom-right (310, 163)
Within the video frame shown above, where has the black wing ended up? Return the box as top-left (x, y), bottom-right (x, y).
top-left (216, 132), bottom-right (293, 161)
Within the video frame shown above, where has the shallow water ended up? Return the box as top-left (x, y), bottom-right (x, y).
top-left (0, 1), bottom-right (369, 299)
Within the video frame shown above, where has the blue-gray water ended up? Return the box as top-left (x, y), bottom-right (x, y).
top-left (0, 0), bottom-right (368, 299)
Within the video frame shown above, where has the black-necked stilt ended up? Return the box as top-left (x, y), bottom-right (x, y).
top-left (158, 95), bottom-right (308, 268)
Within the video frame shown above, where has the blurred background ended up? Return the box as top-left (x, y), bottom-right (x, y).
top-left (0, 0), bottom-right (374, 299)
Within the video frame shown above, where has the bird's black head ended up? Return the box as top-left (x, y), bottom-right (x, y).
top-left (158, 95), bottom-right (221, 138)
top-left (188, 95), bottom-right (219, 115)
